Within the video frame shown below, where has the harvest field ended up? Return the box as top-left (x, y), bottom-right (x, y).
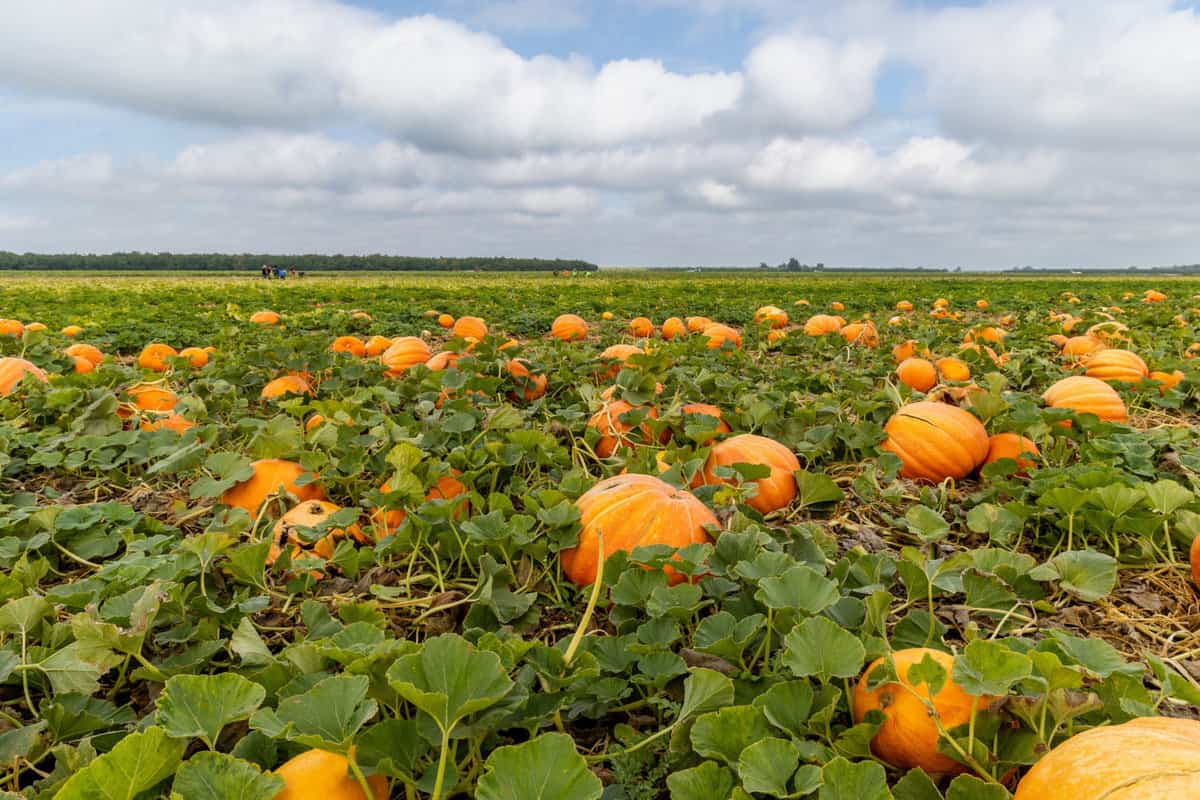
top-left (2, 270), bottom-right (1200, 799)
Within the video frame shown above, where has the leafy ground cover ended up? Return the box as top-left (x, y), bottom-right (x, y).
top-left (1, 270), bottom-right (1199, 798)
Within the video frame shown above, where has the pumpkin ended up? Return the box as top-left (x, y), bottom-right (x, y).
top-left (1013, 717), bottom-right (1200, 800)
top-left (364, 335), bottom-right (393, 357)
top-left (841, 321), bottom-right (878, 347)
top-left (895, 300), bottom-right (914, 312)
top-left (964, 326), bottom-right (1005, 344)
top-left (61, 325), bottom-right (83, 337)
top-left (686, 316), bottom-right (714, 333)
top-left (437, 313), bottom-right (454, 329)
top-left (1192, 533), bottom-right (1200, 589)
top-left (661, 317), bottom-right (686, 339)
top-left (702, 323), bottom-right (741, 350)
top-left (0, 319), bottom-right (23, 337)
top-left (273, 750), bottom-right (388, 800)
top-left (984, 432), bottom-right (1039, 473)
top-left (935, 356), bottom-right (971, 382)
top-left (262, 375), bottom-right (313, 400)
top-left (700, 434), bottom-right (799, 514)
top-left (249, 310), bottom-right (280, 325)
top-left (794, 299), bottom-right (810, 307)
top-left (976, 299), bottom-right (989, 309)
top-left (138, 343), bottom-right (178, 372)
top-left (680, 402), bottom-right (730, 444)
top-left (753, 306), bottom-right (788, 329)
top-left (1150, 369), bottom-right (1185, 391)
top-left (1061, 335), bottom-right (1106, 364)
top-left (268, 500), bottom-right (366, 567)
top-left (561, 474), bottom-right (717, 586)
top-left (425, 350), bottom-right (462, 371)
top-left (219, 459), bottom-right (324, 515)
top-left (601, 311), bottom-right (614, 321)
top-left (803, 314), bottom-right (845, 336)
top-left (852, 648), bottom-right (989, 775)
top-left (551, 314), bottom-right (588, 341)
top-left (177, 346), bottom-right (209, 368)
top-left (1084, 349), bottom-right (1148, 384)
top-left (588, 399), bottom-right (660, 458)
top-left (329, 336), bottom-right (367, 358)
top-left (0, 357), bottom-right (48, 396)
top-left (1086, 321), bottom-right (1129, 346)
top-left (24, 322), bottom-right (45, 332)
top-left (453, 316), bottom-right (487, 341)
top-left (70, 356), bottom-right (94, 374)
top-left (505, 358), bottom-right (546, 401)
top-left (767, 329), bottom-right (788, 344)
top-left (933, 298), bottom-right (949, 309)
top-left (999, 314), bottom-right (1015, 326)
top-left (598, 344), bottom-right (643, 379)
top-left (629, 317), bottom-right (654, 338)
top-left (381, 337), bottom-right (432, 377)
top-left (830, 301), bottom-right (845, 311)
top-left (65, 343), bottom-right (103, 367)
top-left (351, 311), bottom-right (372, 321)
top-left (140, 413), bottom-right (194, 434)
top-left (371, 471), bottom-right (467, 538)
top-left (1047, 334), bottom-right (1068, 348)
top-left (892, 340), bottom-right (926, 363)
top-left (1043, 376), bottom-right (1127, 423)
top-left (896, 358), bottom-right (937, 393)
top-left (1142, 289), bottom-right (1168, 303)
top-left (123, 383), bottom-right (178, 414)
top-left (882, 401), bottom-right (989, 482)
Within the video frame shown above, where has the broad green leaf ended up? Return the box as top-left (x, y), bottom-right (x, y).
top-left (170, 751), bottom-right (284, 800)
top-left (1142, 479), bottom-right (1193, 516)
top-left (755, 564), bottom-right (840, 613)
top-left (355, 719), bottom-right (431, 782)
top-left (893, 768), bottom-right (943, 800)
top-left (781, 617), bottom-right (866, 682)
top-left (738, 737), bottom-right (799, 796)
top-left (945, 775), bottom-right (1008, 800)
top-left (230, 617), bottom-right (274, 666)
top-left (795, 470), bottom-right (845, 508)
top-left (250, 675), bottom-right (377, 750)
top-left (965, 504), bottom-right (1022, 548)
top-left (690, 706), bottom-right (772, 766)
top-left (952, 640), bottom-right (1031, 696)
top-left (756, 680), bottom-right (814, 738)
top-left (667, 761), bottom-right (735, 800)
top-left (37, 641), bottom-right (122, 695)
top-left (54, 726), bottom-right (185, 800)
top-left (1029, 550), bottom-right (1117, 602)
top-left (904, 505), bottom-right (950, 544)
top-left (675, 668), bottom-right (735, 724)
top-left (0, 594), bottom-right (50, 633)
top-left (157, 673), bottom-right (266, 748)
top-left (386, 633), bottom-right (514, 733)
top-left (819, 757), bottom-right (890, 800)
top-left (475, 733), bottom-right (601, 800)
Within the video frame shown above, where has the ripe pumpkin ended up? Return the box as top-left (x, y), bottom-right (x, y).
top-left (841, 321), bottom-right (878, 347)
top-left (371, 471), bottom-right (468, 538)
top-left (1143, 289), bottom-right (1168, 303)
top-left (976, 299), bottom-right (989, 309)
top-left (505, 358), bottom-right (546, 401)
top-left (892, 340), bottom-right (927, 363)
top-left (803, 314), bottom-right (845, 336)
top-left (852, 648), bottom-right (989, 776)
top-left (423, 351), bottom-right (461, 372)
top-left (964, 326), bottom-right (1005, 344)
top-left (767, 329), bottom-right (788, 344)
top-left (381, 337), bottom-right (432, 377)
top-left (686, 316), bottom-right (713, 333)
top-left (935, 356), bottom-right (971, 383)
top-left (453, 316), bottom-right (487, 341)
top-left (896, 358), bottom-right (938, 393)
top-left (562, 474), bottom-right (716, 586)
top-left (895, 300), bottom-right (914, 312)
top-left (588, 399), bottom-right (660, 458)
top-left (680, 402), bottom-right (730, 444)
top-left (177, 346), bottom-right (209, 368)
top-left (1061, 335), bottom-right (1106, 364)
top-left (0, 319), bottom-right (23, 337)
top-left (1191, 534), bottom-right (1200, 589)
top-left (882, 401), bottom-right (989, 482)
top-left (753, 306), bottom-right (788, 329)
top-left (629, 317), bottom-right (654, 338)
top-left (984, 432), bottom-right (1039, 473)
top-left (364, 335), bottom-right (393, 357)
top-left (138, 343), bottom-right (178, 372)
top-left (1150, 369), bottom-right (1185, 392)
top-left (1047, 334), bottom-right (1068, 348)
top-left (273, 750), bottom-right (388, 800)
top-left (262, 375), bottom-right (313, 400)
top-left (220, 459), bottom-right (324, 516)
top-left (23, 322), bottom-right (45, 332)
top-left (598, 344), bottom-right (643, 380)
top-left (437, 313), bottom-right (454, 329)
top-left (65, 343), bottom-right (103, 367)
top-left (702, 324), bottom-right (741, 350)
top-left (140, 413), bottom-right (195, 434)
top-left (551, 314), bottom-right (588, 341)
top-left (250, 310), bottom-right (280, 326)
top-left (351, 311), bottom-right (372, 321)
top-left (661, 317), bottom-right (687, 340)
top-left (1013, 716), bottom-right (1200, 800)
top-left (830, 301), bottom-right (845, 312)
top-left (70, 356), bottom-right (94, 374)
top-left (268, 500), bottom-right (366, 567)
top-left (1043, 376), bottom-right (1127, 423)
top-left (0, 357), bottom-right (48, 396)
top-left (61, 325), bottom-right (83, 338)
top-left (123, 383), bottom-right (178, 414)
top-left (329, 336), bottom-right (367, 358)
top-left (699, 434), bottom-right (799, 514)
top-left (933, 298), bottom-right (949, 309)
top-left (601, 311), bottom-right (614, 321)
top-left (1084, 349), bottom-right (1148, 384)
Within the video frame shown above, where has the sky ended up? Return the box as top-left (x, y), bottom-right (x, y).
top-left (2, 1), bottom-right (1200, 269)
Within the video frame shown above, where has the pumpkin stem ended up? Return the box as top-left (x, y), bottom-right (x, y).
top-left (565, 530), bottom-right (605, 666)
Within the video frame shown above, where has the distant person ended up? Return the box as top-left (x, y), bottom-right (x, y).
top-left (278, 268), bottom-right (287, 280)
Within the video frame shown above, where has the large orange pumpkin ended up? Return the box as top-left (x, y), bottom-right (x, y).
top-left (0, 320), bottom-right (23, 337)
top-left (983, 432), bottom-right (1039, 473)
top-left (661, 317), bottom-right (687, 340)
top-left (629, 317), bottom-right (654, 338)
top-left (364, 335), bottom-right (393, 357)
top-left (250, 310), bottom-right (280, 326)
top-left (896, 358), bottom-right (937, 393)
top-left (597, 344), bottom-right (643, 380)
top-left (61, 325), bottom-right (83, 338)
top-left (177, 346), bottom-right (210, 368)
top-left (753, 306), bottom-right (789, 329)
top-left (140, 413), bottom-right (195, 434)
top-left (219, 459), bottom-right (325, 515)
top-left (882, 401), bottom-right (989, 482)
top-left (686, 316), bottom-right (713, 333)
top-left (65, 343), bottom-right (103, 367)
top-left (381, 337), bottom-right (431, 377)
top-left (0, 357), bottom-right (48, 396)
top-left (935, 356), bottom-right (971, 382)
top-left (852, 648), bottom-right (989, 776)
top-left (562, 474), bottom-right (716, 586)
top-left (268, 500), bottom-right (367, 567)
top-left (699, 434), bottom-right (799, 514)
top-left (424, 350), bottom-right (461, 371)
top-left (70, 356), bottom-right (95, 375)
top-left (1013, 717), bottom-right (1200, 800)
top-left (841, 321), bottom-right (878, 348)
top-left (587, 399), bottom-right (660, 458)
top-left (1150, 369), bottom-right (1185, 392)
top-left (895, 300), bottom-right (914, 312)
top-left (138, 343), bottom-right (178, 372)
top-left (273, 749), bottom-right (388, 800)
top-left (123, 383), bottom-right (178, 414)
top-left (1084, 349), bottom-right (1148, 384)
top-left (551, 314), bottom-right (588, 341)
top-left (702, 324), bottom-right (741, 350)
top-left (329, 336), bottom-right (367, 358)
top-left (261, 375), bottom-right (313, 400)
top-left (1060, 335), bottom-right (1106, 364)
top-left (371, 471), bottom-right (468, 538)
top-left (803, 314), bottom-right (844, 336)
top-left (1043, 376), bottom-right (1127, 423)
top-left (452, 316), bottom-right (487, 341)
top-left (1142, 289), bottom-right (1168, 303)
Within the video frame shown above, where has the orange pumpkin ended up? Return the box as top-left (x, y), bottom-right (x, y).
top-left (1043, 376), bottom-right (1127, 423)
top-left (830, 301), bottom-right (845, 312)
top-left (702, 324), bottom-right (741, 350)
top-left (551, 314), bottom-right (588, 341)
top-left (1191, 533), bottom-right (1200, 589)
top-left (935, 356), bottom-right (971, 382)
top-left (892, 340), bottom-right (926, 363)
top-left (661, 317), bottom-right (687, 340)
top-left (261, 375), bottom-right (313, 400)
top-left (268, 500), bottom-right (366, 567)
top-left (424, 350), bottom-right (462, 371)
top-left (852, 648), bottom-right (989, 776)
top-left (437, 313), bottom-right (454, 329)
top-left (933, 298), bottom-right (950, 309)
top-left (895, 300), bottom-right (914, 312)
top-left (588, 399), bottom-right (660, 458)
top-left (1150, 369), bottom-right (1185, 392)
top-left (140, 413), bottom-right (195, 434)
top-left (65, 343), bottom-right (103, 367)
top-left (70, 356), bottom-right (94, 374)
top-left (329, 336), bottom-right (367, 358)
top-left (767, 329), bottom-right (788, 344)
top-left (371, 471), bottom-right (468, 538)
top-left (1084, 349), bottom-right (1148, 384)
top-left (1060, 335), bottom-right (1106, 364)
top-left (882, 401), bottom-right (989, 482)
top-left (753, 306), bottom-right (789, 329)
top-left (699, 434), bottom-right (799, 514)
top-left (123, 383), bottom-right (178, 414)
top-left (505, 358), bottom-right (547, 401)
top-left (680, 402), bottom-right (730, 444)
top-left (351, 311), bottom-right (372, 321)
top-left (250, 310), bottom-right (280, 326)
top-left (629, 317), bottom-right (654, 338)
top-left (0, 357), bottom-right (48, 396)
top-left (601, 311), bottom-right (614, 321)
top-left (0, 319), bottom-right (23, 337)
top-left (61, 325), bottom-right (83, 338)
top-left (686, 316), bottom-right (713, 333)
top-left (138, 343), bottom-right (178, 372)
top-left (803, 314), bottom-right (845, 336)
top-left (23, 322), bottom-right (45, 332)
top-left (896, 358), bottom-right (938, 393)
top-left (1142, 289), bottom-right (1168, 303)
top-left (364, 335), bottom-right (393, 357)
top-left (1047, 334), bottom-right (1068, 348)
top-left (975, 299), bottom-right (989, 309)
top-left (178, 346), bottom-right (209, 368)
top-left (597, 344), bottom-right (643, 380)
top-left (1013, 717), bottom-right (1200, 800)
top-left (381, 337), bottom-right (432, 377)
top-left (983, 433), bottom-right (1039, 473)
top-left (453, 316), bottom-right (487, 341)
top-left (964, 326), bottom-right (1005, 344)
top-left (273, 749), bottom-right (388, 800)
top-left (562, 474), bottom-right (716, 586)
top-left (841, 321), bottom-right (878, 348)
top-left (219, 459), bottom-right (324, 516)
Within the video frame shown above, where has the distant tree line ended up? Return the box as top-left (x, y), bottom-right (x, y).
top-left (0, 252), bottom-right (599, 272)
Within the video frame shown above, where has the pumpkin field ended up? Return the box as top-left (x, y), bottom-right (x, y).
top-left (3, 270), bottom-right (1200, 799)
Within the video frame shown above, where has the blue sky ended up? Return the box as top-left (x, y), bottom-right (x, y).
top-left (2, 1), bottom-right (1200, 268)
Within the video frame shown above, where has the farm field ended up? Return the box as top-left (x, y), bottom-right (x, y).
top-left (2, 270), bottom-right (1200, 798)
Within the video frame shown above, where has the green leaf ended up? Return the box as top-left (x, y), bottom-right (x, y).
top-left (475, 733), bottom-right (601, 800)
top-left (819, 757), bottom-right (890, 800)
top-left (952, 639), bottom-right (1031, 696)
top-left (386, 633), bottom-right (514, 733)
top-left (781, 617), bottom-right (866, 683)
top-left (738, 737), bottom-right (799, 796)
top-left (0, 594), bottom-right (50, 634)
top-left (690, 706), bottom-right (772, 766)
top-left (1143, 479), bottom-right (1193, 516)
top-left (230, 617), bottom-right (274, 666)
top-left (667, 761), bottom-right (735, 800)
top-left (965, 504), bottom-right (1023, 548)
top-left (36, 641), bottom-right (122, 695)
top-left (356, 719), bottom-right (431, 782)
top-left (905, 652), bottom-right (948, 697)
top-left (1030, 550), bottom-right (1117, 602)
top-left (170, 751), bottom-right (284, 800)
top-left (945, 775), bottom-right (1009, 800)
top-left (675, 668), bottom-right (735, 725)
top-left (250, 675), bottom-right (377, 750)
top-left (904, 505), bottom-right (950, 544)
top-left (157, 673), bottom-right (266, 748)
top-left (756, 680), bottom-right (814, 738)
top-left (795, 470), bottom-right (845, 508)
top-left (755, 564), bottom-right (840, 613)
top-left (893, 768), bottom-right (943, 800)
top-left (54, 726), bottom-right (186, 800)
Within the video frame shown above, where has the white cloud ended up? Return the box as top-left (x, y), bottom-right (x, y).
top-left (471, 0), bottom-right (589, 32)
